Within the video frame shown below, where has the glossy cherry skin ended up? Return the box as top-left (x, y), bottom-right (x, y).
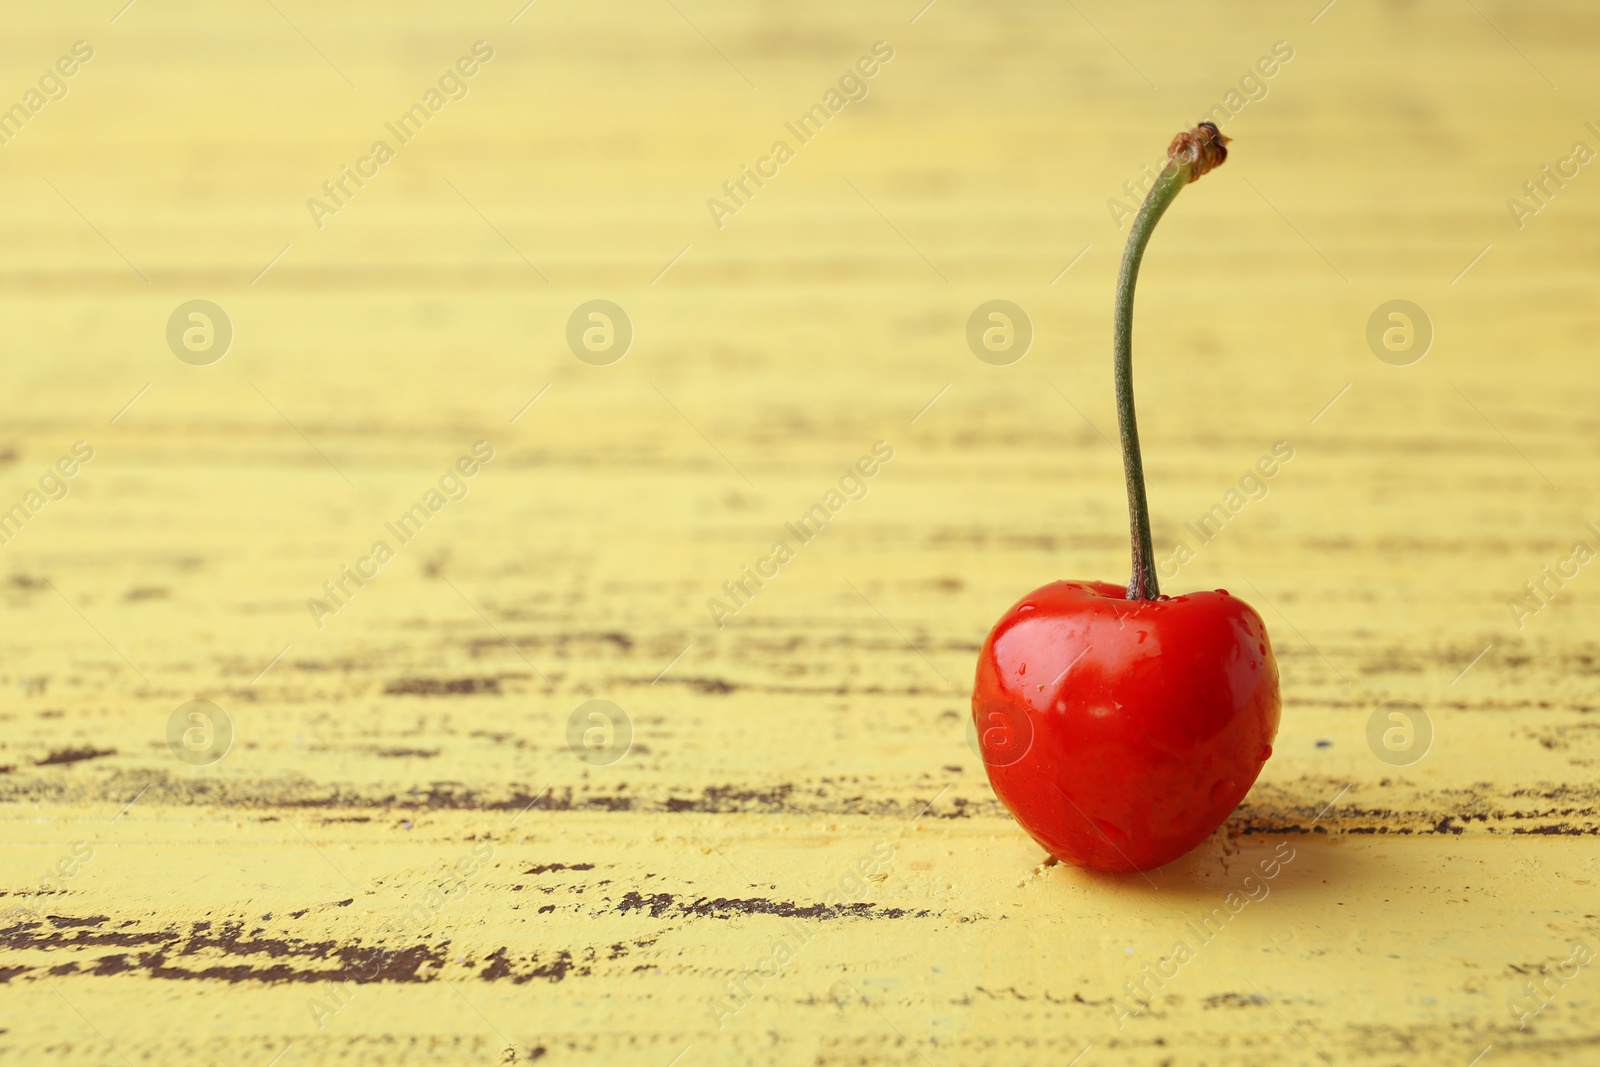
top-left (973, 580), bottom-right (1280, 873)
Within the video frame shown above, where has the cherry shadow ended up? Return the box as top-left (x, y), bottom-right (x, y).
top-left (1062, 779), bottom-right (1359, 905)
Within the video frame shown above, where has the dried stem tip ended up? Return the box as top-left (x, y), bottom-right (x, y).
top-left (1166, 121), bottom-right (1230, 183)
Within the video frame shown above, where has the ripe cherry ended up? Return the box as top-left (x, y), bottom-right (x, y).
top-left (975, 582), bottom-right (1279, 872)
top-left (972, 123), bottom-right (1281, 873)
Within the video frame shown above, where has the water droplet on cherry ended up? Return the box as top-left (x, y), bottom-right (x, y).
top-left (1258, 744), bottom-right (1273, 762)
top-left (1209, 778), bottom-right (1235, 805)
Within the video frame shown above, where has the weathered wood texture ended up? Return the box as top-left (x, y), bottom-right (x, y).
top-left (3, 0), bottom-right (1599, 1064)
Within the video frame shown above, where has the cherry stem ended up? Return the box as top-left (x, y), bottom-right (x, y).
top-left (1113, 122), bottom-right (1230, 601)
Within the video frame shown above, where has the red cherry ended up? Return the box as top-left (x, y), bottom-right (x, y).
top-left (973, 122), bottom-right (1278, 871)
top-left (973, 580), bottom-right (1280, 872)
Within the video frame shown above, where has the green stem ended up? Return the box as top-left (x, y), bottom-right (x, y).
top-left (1113, 160), bottom-right (1192, 601)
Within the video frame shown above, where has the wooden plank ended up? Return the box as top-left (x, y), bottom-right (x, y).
top-left (3, 1), bottom-right (1599, 1063)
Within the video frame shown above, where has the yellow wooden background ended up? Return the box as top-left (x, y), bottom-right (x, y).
top-left (3, 0), bottom-right (1599, 1063)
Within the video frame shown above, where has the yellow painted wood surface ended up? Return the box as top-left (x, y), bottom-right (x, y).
top-left (4, 1), bottom-right (1600, 1063)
